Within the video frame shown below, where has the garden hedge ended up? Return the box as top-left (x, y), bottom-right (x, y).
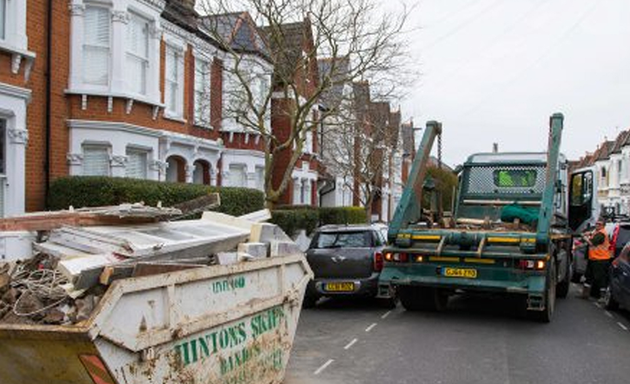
top-left (270, 205), bottom-right (367, 236)
top-left (318, 206), bottom-right (366, 226)
top-left (48, 176), bottom-right (265, 217)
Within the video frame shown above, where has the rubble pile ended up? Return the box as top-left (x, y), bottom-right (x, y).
top-left (0, 200), bottom-right (298, 326)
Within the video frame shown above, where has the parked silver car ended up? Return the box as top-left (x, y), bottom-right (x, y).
top-left (304, 224), bottom-right (395, 308)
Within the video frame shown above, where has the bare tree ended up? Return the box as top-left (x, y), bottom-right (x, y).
top-left (198, 0), bottom-right (413, 208)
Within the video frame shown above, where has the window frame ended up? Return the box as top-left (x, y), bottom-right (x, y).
top-left (164, 44), bottom-right (185, 118)
top-left (82, 144), bottom-right (111, 176)
top-left (0, 119), bottom-right (5, 176)
top-left (126, 11), bottom-right (151, 96)
top-left (227, 163), bottom-right (247, 187)
top-left (125, 147), bottom-right (149, 179)
top-left (194, 57), bottom-right (211, 127)
top-left (0, 0), bottom-right (7, 41)
top-left (82, 5), bottom-right (112, 88)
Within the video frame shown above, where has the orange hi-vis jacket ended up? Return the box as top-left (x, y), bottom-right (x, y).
top-left (588, 228), bottom-right (613, 261)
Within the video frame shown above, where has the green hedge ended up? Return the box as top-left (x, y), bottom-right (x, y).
top-left (270, 209), bottom-right (319, 237)
top-left (319, 207), bottom-right (366, 226)
top-left (270, 206), bottom-right (367, 236)
top-left (48, 176), bottom-right (265, 217)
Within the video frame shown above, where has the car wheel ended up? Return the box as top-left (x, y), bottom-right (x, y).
top-left (556, 261), bottom-right (571, 299)
top-left (571, 271), bottom-right (582, 284)
top-left (399, 286), bottom-right (422, 311)
top-left (376, 296), bottom-right (398, 309)
top-left (604, 284), bottom-right (619, 311)
top-left (529, 261), bottom-right (556, 323)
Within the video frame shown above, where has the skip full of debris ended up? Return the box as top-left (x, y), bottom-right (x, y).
top-left (0, 198), bottom-right (299, 326)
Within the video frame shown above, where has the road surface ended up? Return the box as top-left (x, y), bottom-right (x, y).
top-left (285, 284), bottom-right (630, 384)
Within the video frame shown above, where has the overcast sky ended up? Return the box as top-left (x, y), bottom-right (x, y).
top-left (384, 0), bottom-right (630, 166)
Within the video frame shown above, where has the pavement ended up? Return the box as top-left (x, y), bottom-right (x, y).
top-left (284, 283), bottom-right (630, 384)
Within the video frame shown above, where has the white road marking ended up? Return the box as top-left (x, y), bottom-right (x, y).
top-left (381, 310), bottom-right (392, 319)
top-left (344, 338), bottom-right (358, 350)
top-left (314, 359), bottom-right (334, 375)
top-left (594, 302), bottom-right (602, 308)
top-left (365, 323), bottom-right (378, 332)
top-left (618, 322), bottom-right (629, 331)
top-left (605, 311), bottom-right (614, 319)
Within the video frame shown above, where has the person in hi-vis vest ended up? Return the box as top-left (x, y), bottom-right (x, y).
top-left (580, 219), bottom-right (613, 299)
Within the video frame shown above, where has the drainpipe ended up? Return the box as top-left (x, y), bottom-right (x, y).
top-left (44, 0), bottom-right (53, 207)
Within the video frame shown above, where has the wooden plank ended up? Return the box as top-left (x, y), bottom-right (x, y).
top-left (172, 193), bottom-right (221, 219)
top-left (132, 263), bottom-right (203, 278)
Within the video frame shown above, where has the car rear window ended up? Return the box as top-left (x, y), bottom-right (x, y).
top-left (615, 226), bottom-right (630, 248)
top-left (313, 231), bottom-right (372, 248)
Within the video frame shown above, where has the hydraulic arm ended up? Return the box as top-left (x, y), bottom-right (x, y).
top-left (388, 121), bottom-right (442, 242)
top-left (536, 113), bottom-right (564, 243)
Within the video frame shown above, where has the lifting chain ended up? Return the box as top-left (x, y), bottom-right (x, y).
top-left (437, 130), bottom-right (443, 170)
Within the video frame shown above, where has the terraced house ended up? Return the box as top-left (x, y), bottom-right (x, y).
top-left (574, 129), bottom-right (630, 215)
top-left (0, 0), bottom-right (280, 219)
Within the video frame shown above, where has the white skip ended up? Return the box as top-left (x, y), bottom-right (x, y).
top-left (314, 359), bottom-right (334, 375)
top-left (381, 310), bottom-right (392, 319)
top-left (365, 323), bottom-right (378, 332)
top-left (344, 338), bottom-right (358, 350)
top-left (618, 322), bottom-right (629, 331)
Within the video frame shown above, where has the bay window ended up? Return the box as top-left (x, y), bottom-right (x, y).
top-left (83, 6), bottom-right (111, 86)
top-left (165, 45), bottom-right (184, 117)
top-left (126, 12), bottom-right (150, 96)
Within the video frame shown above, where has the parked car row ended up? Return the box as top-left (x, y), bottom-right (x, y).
top-left (305, 221), bottom-right (630, 313)
top-left (571, 221), bottom-right (630, 312)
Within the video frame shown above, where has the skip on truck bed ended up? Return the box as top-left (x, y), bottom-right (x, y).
top-left (378, 114), bottom-right (588, 322)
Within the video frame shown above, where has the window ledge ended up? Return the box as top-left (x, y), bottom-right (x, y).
top-left (65, 88), bottom-right (165, 109)
top-left (0, 40), bottom-right (36, 80)
top-left (193, 121), bottom-right (213, 130)
top-left (163, 111), bottom-right (187, 124)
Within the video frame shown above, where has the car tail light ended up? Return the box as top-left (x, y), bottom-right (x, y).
top-left (384, 252), bottom-right (408, 262)
top-left (374, 252), bottom-right (384, 271)
top-left (518, 260), bottom-right (545, 270)
top-left (611, 225), bottom-right (619, 252)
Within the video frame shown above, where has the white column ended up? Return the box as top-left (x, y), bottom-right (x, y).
top-left (210, 168), bottom-right (218, 186)
top-left (247, 172), bottom-right (257, 189)
top-left (147, 22), bottom-right (162, 103)
top-left (110, 155), bottom-right (127, 177)
top-left (185, 164), bottom-right (194, 183)
top-left (110, 8), bottom-right (128, 93)
top-left (6, 115), bottom-right (28, 217)
top-left (68, 1), bottom-right (86, 90)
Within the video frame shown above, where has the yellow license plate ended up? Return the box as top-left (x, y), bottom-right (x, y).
top-left (325, 282), bottom-right (355, 292)
top-left (443, 268), bottom-right (477, 278)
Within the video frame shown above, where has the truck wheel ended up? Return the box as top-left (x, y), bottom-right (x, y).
top-left (556, 261), bottom-right (571, 299)
top-left (399, 286), bottom-right (422, 311)
top-left (529, 262), bottom-right (556, 323)
top-left (302, 294), bottom-right (319, 309)
top-left (432, 288), bottom-right (449, 311)
top-left (604, 284), bottom-right (619, 311)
